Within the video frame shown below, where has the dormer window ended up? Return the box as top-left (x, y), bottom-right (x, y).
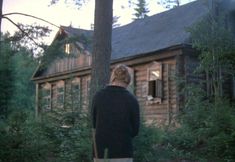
top-left (65, 43), bottom-right (71, 54)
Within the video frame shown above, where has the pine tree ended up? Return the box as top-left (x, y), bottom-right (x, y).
top-left (0, 35), bottom-right (14, 117)
top-left (133, 0), bottom-right (149, 19)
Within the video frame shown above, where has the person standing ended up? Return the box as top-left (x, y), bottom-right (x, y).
top-left (92, 64), bottom-right (140, 162)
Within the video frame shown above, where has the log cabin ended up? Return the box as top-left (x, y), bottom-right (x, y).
top-left (32, 0), bottom-right (235, 126)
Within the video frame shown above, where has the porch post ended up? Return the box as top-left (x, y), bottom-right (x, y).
top-left (35, 83), bottom-right (39, 118)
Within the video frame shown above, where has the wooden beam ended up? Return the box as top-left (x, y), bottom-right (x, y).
top-left (35, 83), bottom-right (39, 118)
top-left (166, 64), bottom-right (171, 125)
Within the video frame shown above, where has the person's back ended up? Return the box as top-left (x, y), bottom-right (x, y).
top-left (92, 64), bottom-right (140, 162)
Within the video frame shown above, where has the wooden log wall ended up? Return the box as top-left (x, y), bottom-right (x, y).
top-left (133, 58), bottom-right (177, 126)
top-left (36, 54), bottom-right (180, 127)
top-left (46, 54), bottom-right (91, 76)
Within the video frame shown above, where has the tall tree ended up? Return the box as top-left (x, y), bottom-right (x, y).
top-left (188, 1), bottom-right (235, 100)
top-left (0, 0), bottom-right (3, 59)
top-left (90, 0), bottom-right (113, 104)
top-left (0, 0), bottom-right (50, 117)
top-left (133, 0), bottom-right (149, 19)
top-left (9, 49), bottom-right (37, 110)
top-left (0, 35), bottom-right (14, 117)
top-left (0, 0), bottom-right (2, 33)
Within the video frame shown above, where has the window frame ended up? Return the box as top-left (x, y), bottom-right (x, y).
top-left (52, 81), bottom-right (65, 109)
top-left (65, 43), bottom-right (71, 54)
top-left (71, 78), bottom-right (81, 110)
top-left (147, 62), bottom-right (163, 103)
top-left (40, 83), bottom-right (51, 111)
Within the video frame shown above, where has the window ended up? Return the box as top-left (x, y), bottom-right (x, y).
top-left (57, 87), bottom-right (64, 107)
top-left (87, 79), bottom-right (91, 97)
top-left (52, 81), bottom-right (65, 109)
top-left (65, 43), bottom-right (71, 54)
top-left (71, 79), bottom-right (81, 109)
top-left (148, 79), bottom-right (162, 98)
top-left (42, 89), bottom-right (51, 111)
top-left (147, 62), bottom-right (163, 101)
top-left (40, 83), bottom-right (51, 111)
top-left (64, 78), bottom-right (81, 110)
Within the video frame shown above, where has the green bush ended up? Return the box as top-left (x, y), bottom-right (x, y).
top-left (159, 86), bottom-right (235, 162)
top-left (38, 110), bottom-right (93, 162)
top-left (133, 121), bottom-right (164, 162)
top-left (55, 113), bottom-right (92, 162)
top-left (0, 110), bottom-right (53, 162)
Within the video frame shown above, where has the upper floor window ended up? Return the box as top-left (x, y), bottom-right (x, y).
top-left (65, 43), bottom-right (71, 54)
top-left (147, 62), bottom-right (163, 102)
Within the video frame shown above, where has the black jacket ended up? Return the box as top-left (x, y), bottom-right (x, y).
top-left (92, 85), bottom-right (140, 158)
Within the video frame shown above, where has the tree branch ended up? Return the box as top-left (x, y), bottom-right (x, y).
top-left (2, 16), bottom-right (44, 48)
top-left (3, 12), bottom-right (60, 29)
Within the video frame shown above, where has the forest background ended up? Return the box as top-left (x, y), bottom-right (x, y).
top-left (0, 0), bottom-right (235, 161)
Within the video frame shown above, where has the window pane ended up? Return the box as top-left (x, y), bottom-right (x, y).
top-left (41, 89), bottom-right (51, 111)
top-left (148, 80), bottom-right (156, 97)
top-left (65, 44), bottom-right (71, 54)
top-left (149, 69), bottom-right (160, 80)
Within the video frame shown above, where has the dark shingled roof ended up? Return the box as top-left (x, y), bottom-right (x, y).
top-left (61, 0), bottom-right (209, 61)
top-left (111, 0), bottom-right (209, 60)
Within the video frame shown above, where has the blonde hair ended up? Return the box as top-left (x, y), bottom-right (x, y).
top-left (110, 64), bottom-right (131, 85)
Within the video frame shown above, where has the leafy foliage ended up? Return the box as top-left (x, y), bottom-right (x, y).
top-left (0, 110), bottom-right (53, 162)
top-left (187, 11), bottom-right (235, 99)
top-left (157, 0), bottom-right (180, 9)
top-left (0, 35), bottom-right (14, 118)
top-left (10, 23), bottom-right (52, 57)
top-left (57, 114), bottom-right (92, 162)
top-left (38, 83), bottom-right (93, 162)
top-left (49, 0), bottom-right (87, 9)
top-left (133, 121), bottom-right (163, 162)
top-left (0, 33), bottom-right (38, 117)
top-left (8, 50), bottom-right (37, 111)
top-left (38, 110), bottom-right (93, 162)
top-left (161, 86), bottom-right (235, 161)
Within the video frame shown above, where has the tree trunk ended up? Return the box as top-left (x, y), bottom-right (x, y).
top-left (0, 0), bottom-right (3, 47)
top-left (0, 0), bottom-right (2, 34)
top-left (89, 0), bottom-right (113, 110)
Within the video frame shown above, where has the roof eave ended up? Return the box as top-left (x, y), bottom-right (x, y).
top-left (111, 43), bottom-right (192, 63)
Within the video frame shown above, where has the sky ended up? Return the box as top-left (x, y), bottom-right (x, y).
top-left (2, 0), bottom-right (194, 44)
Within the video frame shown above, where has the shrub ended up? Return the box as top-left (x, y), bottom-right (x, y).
top-left (159, 86), bottom-right (235, 162)
top-left (133, 121), bottom-right (164, 162)
top-left (0, 110), bottom-right (53, 162)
